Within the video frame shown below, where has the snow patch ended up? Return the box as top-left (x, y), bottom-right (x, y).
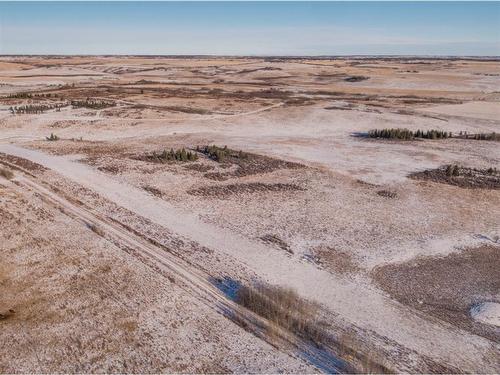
top-left (470, 302), bottom-right (500, 327)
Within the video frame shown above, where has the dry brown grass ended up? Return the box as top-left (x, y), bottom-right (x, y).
top-left (0, 168), bottom-right (14, 180)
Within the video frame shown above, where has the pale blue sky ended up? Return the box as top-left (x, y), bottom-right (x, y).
top-left (0, 2), bottom-right (499, 55)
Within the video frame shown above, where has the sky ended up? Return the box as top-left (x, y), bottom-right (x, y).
top-left (0, 1), bottom-right (499, 56)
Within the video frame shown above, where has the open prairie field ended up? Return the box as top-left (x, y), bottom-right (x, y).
top-left (0, 56), bottom-right (499, 373)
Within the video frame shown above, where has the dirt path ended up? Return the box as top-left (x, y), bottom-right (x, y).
top-left (1, 144), bottom-right (498, 372)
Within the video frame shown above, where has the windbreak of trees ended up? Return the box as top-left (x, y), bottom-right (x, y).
top-left (7, 92), bottom-right (62, 99)
top-left (10, 103), bottom-right (67, 114)
top-left (368, 128), bottom-right (499, 141)
top-left (71, 99), bottom-right (116, 109)
top-left (368, 128), bottom-right (451, 140)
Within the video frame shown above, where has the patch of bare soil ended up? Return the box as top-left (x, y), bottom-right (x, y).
top-left (409, 165), bottom-right (500, 190)
top-left (187, 182), bottom-right (304, 198)
top-left (372, 246), bottom-right (500, 342)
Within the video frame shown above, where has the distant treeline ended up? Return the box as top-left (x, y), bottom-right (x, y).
top-left (6, 92), bottom-right (63, 99)
top-left (71, 99), bottom-right (116, 109)
top-left (10, 103), bottom-right (67, 114)
top-left (367, 128), bottom-right (499, 141)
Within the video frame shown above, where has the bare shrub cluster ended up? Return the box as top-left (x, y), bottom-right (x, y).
top-left (236, 284), bottom-right (324, 344)
top-left (46, 133), bottom-right (60, 141)
top-left (0, 168), bottom-right (14, 180)
top-left (410, 165), bottom-right (500, 189)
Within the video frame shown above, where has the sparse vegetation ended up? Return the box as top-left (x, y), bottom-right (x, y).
top-left (410, 165), bottom-right (500, 189)
top-left (196, 145), bottom-right (303, 180)
top-left (46, 133), bottom-right (60, 141)
top-left (0, 168), bottom-right (14, 180)
top-left (198, 145), bottom-right (246, 162)
top-left (188, 182), bottom-right (304, 198)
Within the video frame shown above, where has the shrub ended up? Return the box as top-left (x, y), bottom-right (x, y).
top-left (0, 168), bottom-right (14, 180)
top-left (46, 133), bottom-right (59, 141)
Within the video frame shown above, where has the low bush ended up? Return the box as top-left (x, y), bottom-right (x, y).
top-left (0, 168), bottom-right (14, 180)
top-left (46, 133), bottom-right (59, 141)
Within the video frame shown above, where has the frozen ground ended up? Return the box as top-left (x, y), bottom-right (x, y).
top-left (0, 56), bottom-right (499, 373)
